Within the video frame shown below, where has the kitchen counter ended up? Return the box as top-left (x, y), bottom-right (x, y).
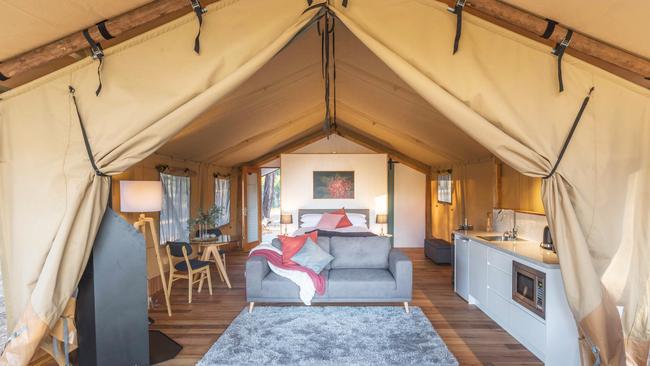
top-left (454, 230), bottom-right (559, 268)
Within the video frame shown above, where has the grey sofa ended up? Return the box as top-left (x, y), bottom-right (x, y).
top-left (245, 235), bottom-right (413, 312)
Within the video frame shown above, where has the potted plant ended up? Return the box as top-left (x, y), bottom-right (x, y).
top-left (188, 205), bottom-right (223, 239)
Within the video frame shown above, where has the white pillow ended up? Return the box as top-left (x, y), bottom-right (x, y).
top-left (347, 213), bottom-right (367, 227)
top-left (300, 214), bottom-right (322, 226)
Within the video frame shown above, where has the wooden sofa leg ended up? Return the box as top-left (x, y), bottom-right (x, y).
top-left (403, 302), bottom-right (410, 314)
top-left (249, 302), bottom-right (255, 313)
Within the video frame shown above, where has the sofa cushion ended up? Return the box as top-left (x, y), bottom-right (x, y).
top-left (273, 236), bottom-right (332, 269)
top-left (278, 231), bottom-right (318, 265)
top-left (328, 269), bottom-right (396, 298)
top-left (330, 236), bottom-right (391, 269)
top-left (291, 238), bottom-right (334, 274)
top-left (260, 270), bottom-right (329, 299)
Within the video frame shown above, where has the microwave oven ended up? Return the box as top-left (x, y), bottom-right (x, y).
top-left (512, 261), bottom-right (546, 319)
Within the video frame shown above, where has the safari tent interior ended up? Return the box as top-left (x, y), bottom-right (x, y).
top-left (0, 1), bottom-right (648, 365)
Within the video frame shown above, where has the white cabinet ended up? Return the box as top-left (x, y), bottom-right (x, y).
top-left (454, 236), bottom-right (470, 301)
top-left (468, 241), bottom-right (487, 309)
top-left (453, 232), bottom-right (579, 365)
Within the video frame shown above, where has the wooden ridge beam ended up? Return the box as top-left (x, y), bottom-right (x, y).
top-left (436, 0), bottom-right (650, 85)
top-left (0, 0), bottom-right (217, 80)
top-left (335, 124), bottom-right (430, 174)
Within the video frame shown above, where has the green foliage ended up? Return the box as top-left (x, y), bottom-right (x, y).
top-left (187, 204), bottom-right (223, 231)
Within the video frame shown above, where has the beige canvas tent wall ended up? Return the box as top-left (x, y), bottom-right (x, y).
top-left (0, 1), bottom-right (648, 365)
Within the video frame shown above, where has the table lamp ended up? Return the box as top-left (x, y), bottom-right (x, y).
top-left (280, 213), bottom-right (293, 235)
top-left (120, 180), bottom-right (171, 316)
top-left (376, 214), bottom-right (388, 236)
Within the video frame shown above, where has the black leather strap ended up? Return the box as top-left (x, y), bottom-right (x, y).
top-left (541, 19), bottom-right (557, 39)
top-left (0, 71), bottom-right (7, 81)
top-left (449, 0), bottom-right (466, 54)
top-left (82, 29), bottom-right (105, 96)
top-left (543, 87), bottom-right (594, 179)
top-left (69, 86), bottom-right (109, 177)
top-left (190, 0), bottom-right (206, 54)
top-left (96, 21), bottom-right (114, 40)
top-left (551, 29), bottom-right (573, 92)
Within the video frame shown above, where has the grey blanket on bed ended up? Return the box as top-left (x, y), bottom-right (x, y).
top-left (304, 229), bottom-right (378, 238)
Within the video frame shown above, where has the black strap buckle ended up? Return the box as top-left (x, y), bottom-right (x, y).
top-left (447, 0), bottom-right (466, 14)
top-left (191, 0), bottom-right (207, 14)
top-left (552, 31), bottom-right (573, 56)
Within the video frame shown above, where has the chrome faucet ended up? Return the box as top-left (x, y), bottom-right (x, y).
top-left (511, 212), bottom-right (518, 240)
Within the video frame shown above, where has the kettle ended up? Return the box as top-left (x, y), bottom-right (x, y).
top-left (540, 226), bottom-right (554, 251)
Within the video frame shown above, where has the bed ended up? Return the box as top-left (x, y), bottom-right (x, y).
top-left (293, 208), bottom-right (372, 236)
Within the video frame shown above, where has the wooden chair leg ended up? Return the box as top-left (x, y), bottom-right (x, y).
top-left (222, 253), bottom-right (226, 271)
top-left (188, 273), bottom-right (193, 304)
top-left (205, 267), bottom-right (213, 295)
top-left (198, 272), bottom-right (205, 293)
top-left (217, 263), bottom-right (224, 281)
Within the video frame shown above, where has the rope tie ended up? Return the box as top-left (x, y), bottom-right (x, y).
top-left (448, 0), bottom-right (466, 54)
top-left (69, 86), bottom-right (109, 177)
top-left (543, 87), bottom-right (594, 179)
top-left (81, 29), bottom-right (105, 96)
top-left (190, 0), bottom-right (207, 54)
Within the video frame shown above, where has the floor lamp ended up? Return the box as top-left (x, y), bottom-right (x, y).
top-left (120, 180), bottom-right (171, 316)
top-left (120, 181), bottom-right (182, 364)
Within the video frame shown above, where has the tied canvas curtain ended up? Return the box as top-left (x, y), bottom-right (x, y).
top-left (0, 1), bottom-right (319, 364)
top-left (331, 1), bottom-right (649, 365)
top-left (160, 173), bottom-right (191, 244)
top-left (214, 177), bottom-right (231, 227)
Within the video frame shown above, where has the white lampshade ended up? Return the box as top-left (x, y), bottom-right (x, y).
top-left (120, 180), bottom-right (162, 213)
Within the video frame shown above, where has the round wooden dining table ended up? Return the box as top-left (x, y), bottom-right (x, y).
top-left (189, 235), bottom-right (240, 289)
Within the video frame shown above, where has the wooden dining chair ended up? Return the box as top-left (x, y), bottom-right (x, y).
top-left (166, 242), bottom-right (212, 303)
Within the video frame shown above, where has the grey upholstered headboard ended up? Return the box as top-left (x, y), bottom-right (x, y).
top-left (297, 209), bottom-right (370, 228)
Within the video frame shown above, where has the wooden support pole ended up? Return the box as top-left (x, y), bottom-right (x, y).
top-left (0, 0), bottom-right (213, 79)
top-left (0, 0), bottom-right (648, 87)
top-left (437, 0), bottom-right (650, 80)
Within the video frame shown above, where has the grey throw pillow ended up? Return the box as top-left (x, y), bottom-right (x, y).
top-left (290, 238), bottom-right (334, 274)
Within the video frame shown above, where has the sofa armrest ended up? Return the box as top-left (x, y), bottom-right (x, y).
top-left (389, 249), bottom-right (413, 300)
top-left (245, 255), bottom-right (270, 300)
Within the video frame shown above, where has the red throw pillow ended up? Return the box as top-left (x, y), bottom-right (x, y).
top-left (317, 213), bottom-right (344, 230)
top-left (279, 231), bottom-right (318, 265)
top-left (332, 208), bottom-right (353, 228)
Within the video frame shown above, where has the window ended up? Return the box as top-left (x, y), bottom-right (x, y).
top-left (437, 173), bottom-right (452, 204)
top-left (214, 176), bottom-right (231, 227)
top-left (160, 173), bottom-right (191, 244)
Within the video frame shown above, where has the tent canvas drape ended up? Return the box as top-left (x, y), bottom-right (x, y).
top-left (329, 1), bottom-right (649, 364)
top-left (0, 1), bottom-right (318, 363)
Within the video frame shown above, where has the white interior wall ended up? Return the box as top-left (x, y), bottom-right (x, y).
top-left (393, 163), bottom-right (426, 247)
top-left (281, 153), bottom-right (387, 233)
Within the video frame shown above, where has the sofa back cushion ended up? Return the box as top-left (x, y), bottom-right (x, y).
top-left (330, 236), bottom-right (391, 269)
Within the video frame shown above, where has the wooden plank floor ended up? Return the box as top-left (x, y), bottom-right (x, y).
top-left (149, 249), bottom-right (542, 365)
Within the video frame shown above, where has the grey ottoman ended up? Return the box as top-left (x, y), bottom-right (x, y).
top-left (424, 238), bottom-right (453, 264)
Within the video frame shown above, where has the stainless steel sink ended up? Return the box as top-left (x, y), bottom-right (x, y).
top-left (478, 235), bottom-right (517, 242)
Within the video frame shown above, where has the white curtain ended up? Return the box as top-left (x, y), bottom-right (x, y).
top-left (214, 177), bottom-right (231, 227)
top-left (160, 173), bottom-right (191, 244)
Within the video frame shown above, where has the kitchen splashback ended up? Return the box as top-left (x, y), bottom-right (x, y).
top-left (493, 209), bottom-right (548, 243)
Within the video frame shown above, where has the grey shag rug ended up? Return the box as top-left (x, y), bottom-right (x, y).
top-left (198, 306), bottom-right (458, 366)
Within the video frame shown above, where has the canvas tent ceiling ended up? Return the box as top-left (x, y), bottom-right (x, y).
top-left (157, 22), bottom-right (490, 167)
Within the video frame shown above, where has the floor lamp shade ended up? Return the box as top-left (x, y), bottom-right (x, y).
top-left (120, 181), bottom-right (162, 213)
